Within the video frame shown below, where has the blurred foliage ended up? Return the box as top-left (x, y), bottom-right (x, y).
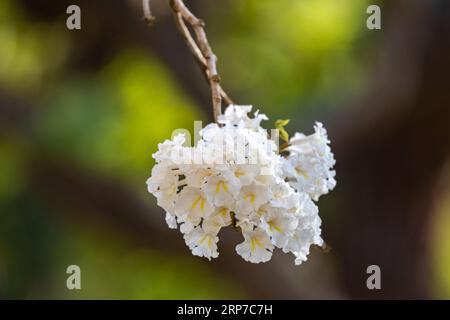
top-left (0, 0), bottom-right (69, 95)
top-left (0, 140), bottom-right (27, 203)
top-left (0, 0), bottom-right (234, 299)
top-left (205, 0), bottom-right (371, 117)
top-left (0, 192), bottom-right (243, 299)
top-left (34, 50), bottom-right (204, 186)
top-left (0, 0), bottom-right (448, 299)
top-left (432, 185), bottom-right (450, 298)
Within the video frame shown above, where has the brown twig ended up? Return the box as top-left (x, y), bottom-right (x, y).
top-left (143, 0), bottom-right (233, 121)
top-left (171, 12), bottom-right (233, 107)
top-left (142, 0), bottom-right (156, 26)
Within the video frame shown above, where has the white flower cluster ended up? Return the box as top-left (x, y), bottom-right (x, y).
top-left (146, 105), bottom-right (336, 264)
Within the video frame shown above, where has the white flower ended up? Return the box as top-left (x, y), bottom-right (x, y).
top-left (217, 105), bottom-right (253, 126)
top-left (146, 164), bottom-right (179, 213)
top-left (184, 226), bottom-right (219, 260)
top-left (285, 122), bottom-right (336, 201)
top-left (284, 194), bottom-right (323, 264)
top-left (246, 110), bottom-right (269, 131)
top-left (203, 172), bottom-right (240, 207)
top-left (207, 207), bottom-right (233, 231)
top-left (236, 183), bottom-right (270, 216)
top-left (230, 164), bottom-right (259, 186)
top-left (146, 105), bottom-right (336, 265)
top-left (165, 212), bottom-right (178, 229)
top-left (175, 187), bottom-right (214, 233)
top-left (269, 179), bottom-right (295, 208)
top-left (183, 165), bottom-right (215, 188)
top-left (235, 218), bottom-right (256, 233)
top-left (152, 133), bottom-right (187, 163)
top-left (236, 228), bottom-right (274, 263)
top-left (260, 208), bottom-right (298, 248)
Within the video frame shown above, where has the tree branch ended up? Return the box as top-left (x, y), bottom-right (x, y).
top-left (143, 0), bottom-right (233, 121)
top-left (142, 0), bottom-right (156, 26)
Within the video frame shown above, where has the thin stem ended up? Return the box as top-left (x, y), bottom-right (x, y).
top-left (170, 0), bottom-right (233, 121)
top-left (142, 0), bottom-right (233, 121)
top-left (142, 0), bottom-right (156, 26)
top-left (172, 12), bottom-right (233, 108)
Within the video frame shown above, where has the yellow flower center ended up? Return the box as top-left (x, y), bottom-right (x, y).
top-left (218, 207), bottom-right (229, 218)
top-left (295, 165), bottom-right (309, 179)
top-left (268, 220), bottom-right (284, 234)
top-left (234, 168), bottom-right (245, 178)
top-left (191, 195), bottom-right (206, 212)
top-left (250, 236), bottom-right (264, 253)
top-left (215, 180), bottom-right (229, 193)
top-left (244, 193), bottom-right (256, 204)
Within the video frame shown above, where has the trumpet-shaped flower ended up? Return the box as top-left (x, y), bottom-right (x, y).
top-left (236, 183), bottom-right (270, 216)
top-left (236, 228), bottom-right (274, 263)
top-left (146, 105), bottom-right (336, 265)
top-left (175, 187), bottom-right (214, 233)
top-left (260, 208), bottom-right (298, 248)
top-left (203, 173), bottom-right (240, 207)
top-left (184, 226), bottom-right (219, 260)
top-left (284, 122), bottom-right (336, 201)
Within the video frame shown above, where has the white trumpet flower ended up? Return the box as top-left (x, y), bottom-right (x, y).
top-left (184, 226), bottom-right (219, 260)
top-left (285, 122), bottom-right (336, 201)
top-left (236, 228), bottom-right (274, 263)
top-left (203, 173), bottom-right (240, 207)
top-left (236, 183), bottom-right (270, 216)
top-left (260, 208), bottom-right (298, 248)
top-left (146, 105), bottom-right (336, 265)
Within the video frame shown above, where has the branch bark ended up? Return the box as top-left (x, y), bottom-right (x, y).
top-left (142, 0), bottom-right (156, 26)
top-left (143, 0), bottom-right (233, 121)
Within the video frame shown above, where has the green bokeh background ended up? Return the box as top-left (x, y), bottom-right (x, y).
top-left (0, 0), bottom-right (448, 299)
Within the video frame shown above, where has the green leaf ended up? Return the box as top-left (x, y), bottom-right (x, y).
top-left (275, 119), bottom-right (290, 128)
top-left (279, 128), bottom-right (289, 142)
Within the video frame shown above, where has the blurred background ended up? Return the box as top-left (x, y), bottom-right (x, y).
top-left (0, 0), bottom-right (449, 299)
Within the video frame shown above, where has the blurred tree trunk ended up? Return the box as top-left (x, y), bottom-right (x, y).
top-left (333, 0), bottom-right (450, 298)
